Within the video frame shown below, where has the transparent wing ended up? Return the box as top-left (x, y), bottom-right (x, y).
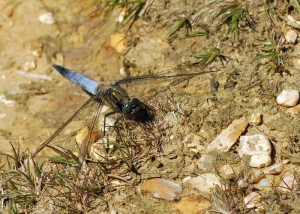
top-left (32, 92), bottom-right (104, 158)
top-left (115, 63), bottom-right (218, 106)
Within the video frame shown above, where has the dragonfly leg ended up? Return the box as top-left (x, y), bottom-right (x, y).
top-left (114, 114), bottom-right (125, 126)
top-left (103, 111), bottom-right (116, 136)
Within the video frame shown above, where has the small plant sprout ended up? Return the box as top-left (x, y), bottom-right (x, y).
top-left (216, 1), bottom-right (247, 40)
top-left (167, 18), bottom-right (192, 38)
top-left (192, 48), bottom-right (226, 66)
top-left (167, 18), bottom-right (208, 39)
top-left (255, 36), bottom-right (286, 73)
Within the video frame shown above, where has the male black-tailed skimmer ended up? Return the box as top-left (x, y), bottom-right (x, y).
top-left (32, 64), bottom-right (215, 158)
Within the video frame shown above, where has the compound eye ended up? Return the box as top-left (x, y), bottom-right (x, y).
top-left (122, 99), bottom-right (141, 115)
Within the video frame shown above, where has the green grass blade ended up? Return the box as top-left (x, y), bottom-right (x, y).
top-left (167, 18), bottom-right (189, 38)
top-left (224, 8), bottom-right (244, 20)
top-left (216, 2), bottom-right (238, 17)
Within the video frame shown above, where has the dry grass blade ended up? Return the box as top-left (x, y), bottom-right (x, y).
top-left (48, 145), bottom-right (81, 166)
top-left (0, 143), bottom-right (46, 213)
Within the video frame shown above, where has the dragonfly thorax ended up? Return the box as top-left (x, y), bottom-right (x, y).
top-left (103, 85), bottom-right (136, 114)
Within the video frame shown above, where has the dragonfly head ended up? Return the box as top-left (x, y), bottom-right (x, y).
top-left (122, 98), bottom-right (141, 115)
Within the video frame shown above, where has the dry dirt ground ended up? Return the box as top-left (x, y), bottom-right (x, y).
top-left (0, 0), bottom-right (300, 213)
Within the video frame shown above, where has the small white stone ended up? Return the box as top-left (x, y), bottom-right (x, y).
top-left (244, 192), bottom-right (263, 210)
top-left (282, 160), bottom-right (290, 164)
top-left (182, 176), bottom-right (192, 183)
top-left (23, 60), bottom-right (36, 71)
top-left (219, 164), bottom-right (235, 178)
top-left (258, 178), bottom-right (272, 187)
top-left (139, 178), bottom-right (182, 201)
top-left (277, 173), bottom-right (297, 192)
top-left (248, 113), bottom-right (262, 125)
top-left (239, 134), bottom-right (271, 156)
top-left (237, 179), bottom-right (249, 189)
top-left (184, 133), bottom-right (206, 153)
top-left (31, 50), bottom-right (41, 57)
top-left (285, 30), bottom-right (298, 43)
top-left (119, 67), bottom-right (126, 76)
top-left (38, 12), bottom-right (55, 25)
top-left (262, 163), bottom-right (283, 175)
top-left (276, 89), bottom-right (299, 107)
top-left (29, 41), bottom-right (43, 57)
top-left (254, 169), bottom-right (263, 177)
top-left (0, 94), bottom-right (14, 106)
top-left (197, 154), bottom-right (216, 170)
top-left (250, 154), bottom-right (272, 168)
top-left (188, 173), bottom-right (222, 194)
top-left (238, 134), bottom-right (272, 168)
top-left (116, 9), bottom-right (126, 23)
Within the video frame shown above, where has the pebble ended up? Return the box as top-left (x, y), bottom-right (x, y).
top-left (116, 9), bottom-right (126, 23)
top-left (182, 176), bottom-right (191, 183)
top-left (175, 196), bottom-right (211, 214)
top-left (249, 155), bottom-right (272, 168)
top-left (244, 192), bottom-right (264, 211)
top-left (139, 178), bottom-right (182, 201)
top-left (29, 40), bottom-right (43, 57)
top-left (285, 30), bottom-right (298, 43)
top-left (258, 178), bottom-right (272, 187)
top-left (110, 33), bottom-right (125, 53)
top-left (38, 12), bottom-right (55, 25)
top-left (197, 154), bottom-right (216, 170)
top-left (237, 179), bottom-right (249, 189)
top-left (23, 60), bottom-right (36, 71)
top-left (188, 173), bottom-right (222, 194)
top-left (184, 133), bottom-right (206, 153)
top-left (206, 117), bottom-right (248, 152)
top-left (119, 67), bottom-right (126, 76)
top-left (262, 163), bottom-right (283, 175)
top-left (219, 164), bottom-right (235, 178)
top-left (276, 89), bottom-right (299, 107)
top-left (248, 113), bottom-right (262, 125)
top-left (238, 134), bottom-right (272, 168)
top-left (0, 94), bottom-right (14, 106)
top-left (277, 173), bottom-right (296, 192)
top-left (54, 53), bottom-right (65, 65)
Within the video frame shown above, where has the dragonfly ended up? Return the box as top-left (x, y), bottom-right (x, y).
top-left (32, 64), bottom-right (215, 158)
